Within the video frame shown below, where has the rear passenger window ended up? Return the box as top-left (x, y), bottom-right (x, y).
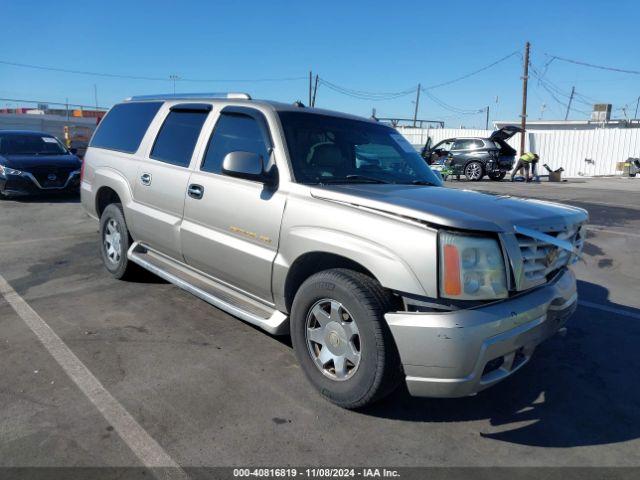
top-left (453, 139), bottom-right (483, 150)
top-left (201, 113), bottom-right (269, 174)
top-left (90, 102), bottom-right (162, 153)
top-left (151, 109), bottom-right (209, 167)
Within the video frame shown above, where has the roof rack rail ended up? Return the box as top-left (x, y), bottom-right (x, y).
top-left (125, 92), bottom-right (251, 101)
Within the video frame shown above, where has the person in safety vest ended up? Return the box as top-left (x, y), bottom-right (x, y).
top-left (511, 152), bottom-right (539, 181)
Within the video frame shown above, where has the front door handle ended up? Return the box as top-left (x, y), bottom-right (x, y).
top-left (140, 173), bottom-right (152, 186)
top-left (188, 184), bottom-right (204, 199)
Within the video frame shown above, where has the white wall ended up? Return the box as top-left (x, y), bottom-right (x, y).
top-left (396, 126), bottom-right (640, 178)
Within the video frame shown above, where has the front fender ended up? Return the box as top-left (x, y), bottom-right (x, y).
top-left (272, 225), bottom-right (435, 311)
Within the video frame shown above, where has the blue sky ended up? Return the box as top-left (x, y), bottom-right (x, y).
top-left (2, 0), bottom-right (639, 127)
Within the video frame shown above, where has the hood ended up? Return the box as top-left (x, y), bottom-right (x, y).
top-left (0, 153), bottom-right (81, 171)
top-left (489, 125), bottom-right (522, 142)
top-left (310, 184), bottom-right (588, 232)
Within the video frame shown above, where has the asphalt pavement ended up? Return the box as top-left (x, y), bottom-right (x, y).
top-left (1, 177), bottom-right (639, 470)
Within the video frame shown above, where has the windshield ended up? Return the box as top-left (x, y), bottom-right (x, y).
top-left (0, 133), bottom-right (68, 155)
top-left (278, 112), bottom-right (442, 186)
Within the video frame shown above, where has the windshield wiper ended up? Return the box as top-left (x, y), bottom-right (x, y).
top-left (317, 176), bottom-right (391, 185)
top-left (343, 175), bottom-right (391, 184)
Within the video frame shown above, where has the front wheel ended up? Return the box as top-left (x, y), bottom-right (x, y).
top-left (488, 171), bottom-right (507, 181)
top-left (290, 269), bottom-right (402, 409)
top-left (464, 161), bottom-right (484, 181)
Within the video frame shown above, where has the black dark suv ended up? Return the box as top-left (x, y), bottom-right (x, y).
top-left (421, 126), bottom-right (522, 181)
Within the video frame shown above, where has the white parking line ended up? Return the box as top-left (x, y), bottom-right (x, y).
top-left (0, 274), bottom-right (188, 479)
top-left (579, 300), bottom-right (640, 320)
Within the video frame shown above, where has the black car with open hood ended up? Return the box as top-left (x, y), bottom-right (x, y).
top-left (0, 130), bottom-right (82, 197)
top-left (421, 125), bottom-right (523, 181)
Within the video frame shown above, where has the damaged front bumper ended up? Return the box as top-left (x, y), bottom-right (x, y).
top-left (385, 267), bottom-right (577, 398)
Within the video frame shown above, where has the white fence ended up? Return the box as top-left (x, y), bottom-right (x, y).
top-left (396, 126), bottom-right (640, 178)
top-left (0, 113), bottom-right (97, 139)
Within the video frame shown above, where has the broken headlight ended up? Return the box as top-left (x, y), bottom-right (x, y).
top-left (439, 231), bottom-right (508, 300)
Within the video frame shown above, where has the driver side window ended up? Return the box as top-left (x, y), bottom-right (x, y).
top-left (201, 112), bottom-right (269, 174)
top-left (435, 140), bottom-right (453, 152)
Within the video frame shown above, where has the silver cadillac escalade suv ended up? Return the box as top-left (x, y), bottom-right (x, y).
top-left (81, 93), bottom-right (587, 408)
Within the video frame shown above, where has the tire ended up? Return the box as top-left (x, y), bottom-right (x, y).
top-left (99, 203), bottom-right (138, 279)
top-left (464, 161), bottom-right (484, 181)
top-left (488, 171), bottom-right (506, 181)
top-left (290, 269), bottom-right (402, 409)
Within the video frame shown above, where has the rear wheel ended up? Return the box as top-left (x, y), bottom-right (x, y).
top-left (488, 171), bottom-right (506, 181)
top-left (99, 203), bottom-right (138, 279)
top-left (464, 161), bottom-right (484, 181)
top-left (290, 269), bottom-right (402, 409)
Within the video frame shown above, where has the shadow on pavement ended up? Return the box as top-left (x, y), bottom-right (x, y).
top-left (361, 280), bottom-right (640, 448)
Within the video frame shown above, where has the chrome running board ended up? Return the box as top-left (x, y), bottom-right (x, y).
top-left (127, 242), bottom-right (289, 335)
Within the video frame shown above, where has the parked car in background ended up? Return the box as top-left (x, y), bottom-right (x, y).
top-left (0, 130), bottom-right (82, 198)
top-left (82, 96), bottom-right (586, 408)
top-left (421, 126), bottom-right (522, 181)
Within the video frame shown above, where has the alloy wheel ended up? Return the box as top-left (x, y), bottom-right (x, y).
top-left (305, 298), bottom-right (361, 381)
top-left (103, 218), bottom-right (122, 264)
top-left (465, 162), bottom-right (482, 180)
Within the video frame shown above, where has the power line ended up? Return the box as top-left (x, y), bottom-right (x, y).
top-left (529, 63), bottom-right (592, 114)
top-left (0, 59), bottom-right (307, 83)
top-left (317, 49), bottom-right (521, 102)
top-left (422, 90), bottom-right (485, 115)
top-left (317, 78), bottom-right (417, 101)
top-left (546, 54), bottom-right (640, 75)
top-left (423, 50), bottom-right (521, 90)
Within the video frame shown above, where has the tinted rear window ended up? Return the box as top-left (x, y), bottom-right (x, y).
top-left (90, 102), bottom-right (162, 153)
top-left (151, 110), bottom-right (209, 167)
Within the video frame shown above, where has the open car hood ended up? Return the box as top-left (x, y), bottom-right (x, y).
top-left (489, 125), bottom-right (522, 142)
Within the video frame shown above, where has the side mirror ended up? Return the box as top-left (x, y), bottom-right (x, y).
top-left (70, 148), bottom-right (78, 155)
top-left (221, 151), bottom-right (276, 185)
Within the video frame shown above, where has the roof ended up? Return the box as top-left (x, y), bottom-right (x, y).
top-left (122, 94), bottom-right (376, 123)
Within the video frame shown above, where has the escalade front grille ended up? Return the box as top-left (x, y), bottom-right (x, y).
top-left (515, 224), bottom-right (585, 286)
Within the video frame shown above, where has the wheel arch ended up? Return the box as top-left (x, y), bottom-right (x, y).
top-left (92, 168), bottom-right (134, 219)
top-left (282, 252), bottom-right (383, 313)
top-left (274, 227), bottom-right (428, 313)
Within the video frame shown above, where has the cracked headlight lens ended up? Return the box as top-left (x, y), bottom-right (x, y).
top-left (439, 231), bottom-right (508, 300)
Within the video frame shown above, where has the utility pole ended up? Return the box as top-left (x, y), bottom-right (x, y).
top-left (564, 86), bottom-right (575, 120)
top-left (412, 83), bottom-right (421, 127)
top-left (519, 41), bottom-right (530, 156)
top-left (312, 75), bottom-right (319, 107)
top-left (94, 84), bottom-right (99, 111)
top-left (169, 74), bottom-right (179, 94)
top-left (485, 106), bottom-right (490, 130)
top-left (308, 71), bottom-right (312, 106)
top-left (634, 96), bottom-right (639, 119)
top-left (65, 98), bottom-right (69, 121)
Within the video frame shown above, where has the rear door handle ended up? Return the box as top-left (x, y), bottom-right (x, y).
top-left (140, 173), bottom-right (152, 186)
top-left (188, 184), bottom-right (204, 199)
